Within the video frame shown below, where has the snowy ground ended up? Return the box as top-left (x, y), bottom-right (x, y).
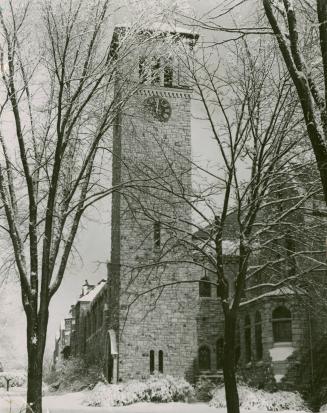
top-left (0, 390), bottom-right (312, 413)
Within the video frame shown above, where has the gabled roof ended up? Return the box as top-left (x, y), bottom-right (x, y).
top-left (78, 279), bottom-right (106, 303)
top-left (241, 287), bottom-right (299, 307)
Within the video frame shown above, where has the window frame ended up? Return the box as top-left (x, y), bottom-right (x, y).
top-left (216, 338), bottom-right (224, 370)
top-left (272, 306), bottom-right (292, 343)
top-left (153, 221), bottom-right (161, 249)
top-left (255, 311), bottom-right (263, 361)
top-left (199, 276), bottom-right (211, 298)
top-left (158, 350), bottom-right (163, 373)
top-left (198, 345), bottom-right (211, 371)
top-left (244, 314), bottom-right (252, 363)
top-left (150, 350), bottom-right (155, 374)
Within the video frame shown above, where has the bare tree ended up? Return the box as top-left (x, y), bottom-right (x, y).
top-left (0, 1), bottom-right (170, 411)
top-left (261, 1), bottom-right (327, 205)
top-left (114, 37), bottom-right (326, 413)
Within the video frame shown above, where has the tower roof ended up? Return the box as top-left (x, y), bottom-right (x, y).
top-left (109, 23), bottom-right (199, 59)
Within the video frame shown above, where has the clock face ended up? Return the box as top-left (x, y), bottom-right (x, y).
top-left (143, 96), bottom-right (172, 122)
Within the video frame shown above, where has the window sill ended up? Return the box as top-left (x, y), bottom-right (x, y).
top-left (273, 342), bottom-right (293, 347)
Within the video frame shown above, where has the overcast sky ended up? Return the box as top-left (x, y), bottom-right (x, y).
top-left (0, 0), bottom-right (256, 359)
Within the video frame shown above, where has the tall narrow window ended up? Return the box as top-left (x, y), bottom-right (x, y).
top-left (154, 222), bottom-right (161, 248)
top-left (83, 323), bottom-right (87, 353)
top-left (164, 61), bottom-right (173, 87)
top-left (255, 312), bottom-right (263, 361)
top-left (272, 306), bottom-right (292, 342)
top-left (151, 57), bottom-right (161, 85)
top-left (158, 350), bottom-right (164, 373)
top-left (150, 350), bottom-right (155, 374)
top-left (199, 277), bottom-right (211, 297)
top-left (244, 315), bottom-right (251, 363)
top-left (198, 345), bottom-right (211, 371)
top-left (216, 338), bottom-right (224, 370)
top-left (87, 315), bottom-right (91, 337)
top-left (139, 56), bottom-right (147, 83)
top-left (99, 300), bottom-right (103, 326)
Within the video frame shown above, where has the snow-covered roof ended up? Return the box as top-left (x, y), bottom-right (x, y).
top-left (114, 23), bottom-right (198, 38)
top-left (241, 287), bottom-right (298, 306)
top-left (78, 279), bottom-right (106, 303)
top-left (195, 239), bottom-right (239, 256)
top-left (263, 287), bottom-right (296, 296)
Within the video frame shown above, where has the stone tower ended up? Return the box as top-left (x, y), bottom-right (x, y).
top-left (107, 25), bottom-right (199, 383)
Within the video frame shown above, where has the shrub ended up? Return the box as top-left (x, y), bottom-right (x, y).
top-left (0, 371), bottom-right (26, 388)
top-left (85, 374), bottom-right (195, 407)
top-left (209, 384), bottom-right (309, 411)
top-left (45, 357), bottom-right (103, 392)
top-left (194, 376), bottom-right (218, 402)
top-left (237, 362), bottom-right (277, 392)
top-left (296, 334), bottom-right (327, 411)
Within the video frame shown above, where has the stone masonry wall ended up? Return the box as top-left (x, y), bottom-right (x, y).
top-left (238, 296), bottom-right (310, 390)
top-left (110, 72), bottom-right (199, 381)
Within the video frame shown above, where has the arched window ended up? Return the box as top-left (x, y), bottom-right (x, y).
top-left (150, 350), bottom-right (155, 374)
top-left (199, 277), bottom-right (211, 297)
top-left (216, 338), bottom-right (224, 370)
top-left (158, 350), bottom-right (164, 373)
top-left (255, 312), bottom-right (263, 361)
top-left (198, 345), bottom-right (211, 371)
top-left (244, 315), bottom-right (251, 363)
top-left (272, 306), bottom-right (292, 342)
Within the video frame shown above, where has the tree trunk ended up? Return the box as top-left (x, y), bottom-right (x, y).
top-left (223, 311), bottom-right (240, 413)
top-left (26, 344), bottom-right (43, 413)
top-left (26, 311), bottom-right (48, 413)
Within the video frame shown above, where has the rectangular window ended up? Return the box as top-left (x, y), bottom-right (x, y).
top-left (154, 221), bottom-right (161, 248)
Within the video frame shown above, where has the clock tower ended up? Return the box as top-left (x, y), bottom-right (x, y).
top-left (107, 25), bottom-right (199, 382)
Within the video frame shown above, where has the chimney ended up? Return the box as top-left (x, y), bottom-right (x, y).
top-left (82, 280), bottom-right (90, 296)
